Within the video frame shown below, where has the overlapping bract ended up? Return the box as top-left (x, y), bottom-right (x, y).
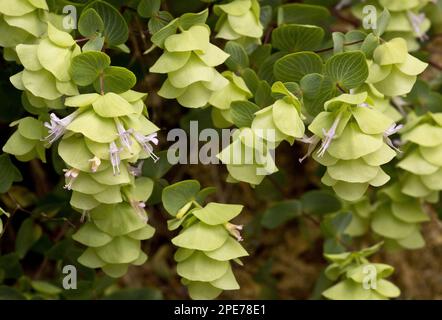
top-left (0, 0), bottom-right (50, 61)
top-left (210, 71), bottom-right (252, 125)
top-left (398, 112), bottom-right (442, 200)
top-left (2, 117), bottom-right (46, 162)
top-left (366, 38), bottom-right (428, 97)
top-left (353, 0), bottom-right (431, 51)
top-left (163, 181), bottom-right (248, 299)
top-left (372, 183), bottom-right (428, 250)
top-left (218, 82), bottom-right (304, 185)
top-left (308, 92), bottom-right (397, 202)
top-left (54, 90), bottom-right (159, 277)
top-left (323, 244), bottom-right (400, 300)
top-left (214, 0), bottom-right (263, 50)
top-left (150, 24), bottom-right (229, 108)
top-left (10, 21), bottom-right (80, 110)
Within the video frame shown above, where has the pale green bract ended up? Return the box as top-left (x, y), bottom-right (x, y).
top-left (306, 92), bottom-right (397, 202)
top-left (398, 112), bottom-right (442, 200)
top-left (163, 180), bottom-right (248, 300)
top-left (352, 0), bottom-right (432, 51)
top-left (150, 18), bottom-right (230, 108)
top-left (214, 0), bottom-right (264, 52)
top-left (366, 38), bottom-right (427, 96)
top-left (322, 243), bottom-right (400, 300)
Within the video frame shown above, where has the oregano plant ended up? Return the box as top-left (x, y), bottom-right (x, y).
top-left (0, 0), bottom-right (442, 301)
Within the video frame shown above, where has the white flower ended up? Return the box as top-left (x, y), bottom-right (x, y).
top-left (298, 135), bottom-right (320, 163)
top-left (88, 156), bottom-right (101, 173)
top-left (63, 168), bottom-right (80, 190)
top-left (133, 132), bottom-right (159, 162)
top-left (116, 120), bottom-right (134, 152)
top-left (130, 200), bottom-right (148, 222)
top-left (128, 160), bottom-right (144, 177)
top-left (43, 111), bottom-right (80, 145)
top-left (407, 11), bottom-right (429, 41)
top-left (109, 141), bottom-right (122, 175)
top-left (384, 123), bottom-right (403, 152)
top-left (226, 222), bottom-right (243, 242)
top-left (317, 113), bottom-right (342, 157)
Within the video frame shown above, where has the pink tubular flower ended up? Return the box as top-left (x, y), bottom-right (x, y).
top-left (133, 132), bottom-right (159, 162)
top-left (63, 168), bottom-right (80, 190)
top-left (109, 141), bottom-right (122, 175)
top-left (226, 222), bottom-right (244, 242)
top-left (43, 111), bottom-right (80, 145)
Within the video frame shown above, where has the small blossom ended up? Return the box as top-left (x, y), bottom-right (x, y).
top-left (80, 210), bottom-right (90, 223)
top-left (116, 121), bottom-right (134, 152)
top-left (128, 160), bottom-right (144, 177)
top-left (298, 135), bottom-right (320, 163)
top-left (226, 222), bottom-right (243, 242)
top-left (384, 123), bottom-right (403, 152)
top-left (317, 113), bottom-right (342, 157)
top-left (43, 111), bottom-right (79, 145)
top-left (131, 200), bottom-right (148, 223)
top-left (407, 11), bottom-right (429, 41)
top-left (63, 168), bottom-right (80, 190)
top-left (88, 156), bottom-right (101, 173)
top-left (133, 132), bottom-right (159, 162)
top-left (109, 141), bottom-right (122, 175)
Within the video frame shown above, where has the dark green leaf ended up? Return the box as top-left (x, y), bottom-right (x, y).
top-left (230, 101), bottom-right (260, 128)
top-left (274, 51), bottom-right (323, 82)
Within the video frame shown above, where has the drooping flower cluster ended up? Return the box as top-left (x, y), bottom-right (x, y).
top-left (209, 71), bottom-right (252, 126)
top-left (352, 0), bottom-right (432, 51)
top-left (10, 21), bottom-right (80, 110)
top-left (371, 183), bottom-right (428, 250)
top-left (2, 117), bottom-right (47, 162)
top-left (214, 0), bottom-right (264, 51)
top-left (0, 0), bottom-right (51, 61)
top-left (150, 22), bottom-right (230, 108)
top-left (366, 37), bottom-right (428, 97)
top-left (305, 92), bottom-right (399, 202)
top-left (45, 90), bottom-right (160, 277)
top-left (163, 180), bottom-right (248, 299)
top-left (218, 82), bottom-right (304, 185)
top-left (323, 243), bottom-right (400, 300)
top-left (397, 112), bottom-right (442, 201)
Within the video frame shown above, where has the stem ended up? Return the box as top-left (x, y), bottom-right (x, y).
top-left (314, 39), bottom-right (364, 54)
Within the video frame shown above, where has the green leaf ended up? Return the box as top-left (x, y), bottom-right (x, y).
top-left (149, 12), bottom-right (175, 38)
top-left (0, 285), bottom-right (25, 300)
top-left (224, 41), bottom-right (249, 71)
top-left (373, 8), bottom-right (390, 37)
top-left (70, 51), bottom-right (111, 86)
top-left (261, 200), bottom-right (302, 229)
top-left (277, 3), bottom-right (330, 26)
top-left (178, 9), bottom-right (209, 30)
top-left (301, 73), bottom-right (336, 117)
top-left (325, 51), bottom-right (368, 90)
top-left (31, 281), bottom-right (62, 295)
top-left (0, 154), bottom-right (22, 193)
top-left (15, 218), bottom-right (42, 259)
top-left (85, 1), bottom-right (129, 46)
top-left (162, 180), bottom-right (201, 216)
top-left (78, 8), bottom-right (104, 37)
top-left (137, 0), bottom-right (161, 18)
top-left (230, 101), bottom-right (260, 128)
top-left (301, 190), bottom-right (342, 215)
top-left (274, 52), bottom-right (323, 82)
top-left (272, 24), bottom-right (324, 52)
top-left (93, 66), bottom-right (137, 94)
